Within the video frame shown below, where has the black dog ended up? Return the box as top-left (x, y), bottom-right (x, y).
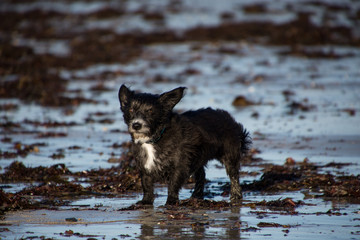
top-left (118, 85), bottom-right (251, 205)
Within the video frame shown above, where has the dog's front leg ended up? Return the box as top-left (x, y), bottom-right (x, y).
top-left (191, 167), bottom-right (205, 199)
top-left (166, 172), bottom-right (186, 205)
top-left (137, 172), bottom-right (155, 205)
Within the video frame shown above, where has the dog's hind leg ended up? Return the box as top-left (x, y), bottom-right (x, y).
top-left (191, 167), bottom-right (205, 199)
top-left (223, 155), bottom-right (242, 202)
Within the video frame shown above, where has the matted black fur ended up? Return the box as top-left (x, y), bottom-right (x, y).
top-left (118, 84), bottom-right (251, 205)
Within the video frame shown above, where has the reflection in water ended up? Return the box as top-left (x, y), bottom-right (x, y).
top-left (140, 224), bottom-right (154, 239)
top-left (226, 207), bottom-right (241, 239)
top-left (137, 206), bottom-right (242, 239)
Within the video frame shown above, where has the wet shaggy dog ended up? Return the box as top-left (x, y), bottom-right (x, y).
top-left (118, 85), bottom-right (251, 205)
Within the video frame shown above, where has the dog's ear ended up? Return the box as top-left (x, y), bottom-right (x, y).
top-left (159, 87), bottom-right (186, 110)
top-left (118, 84), bottom-right (133, 110)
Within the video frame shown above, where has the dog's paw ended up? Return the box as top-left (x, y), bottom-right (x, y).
top-left (230, 193), bottom-right (243, 204)
top-left (136, 200), bottom-right (154, 206)
top-left (191, 192), bottom-right (204, 200)
top-left (119, 203), bottom-right (152, 211)
top-left (165, 197), bottom-right (179, 206)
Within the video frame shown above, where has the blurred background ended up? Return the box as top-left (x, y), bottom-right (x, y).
top-left (1, 0), bottom-right (359, 171)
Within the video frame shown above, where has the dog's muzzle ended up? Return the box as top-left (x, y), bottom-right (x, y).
top-left (132, 122), bottom-right (142, 131)
top-left (129, 119), bottom-right (149, 134)
top-left (129, 119), bottom-right (151, 143)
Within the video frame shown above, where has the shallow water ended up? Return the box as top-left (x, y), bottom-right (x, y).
top-left (1, 0), bottom-right (360, 239)
top-left (3, 191), bottom-right (360, 239)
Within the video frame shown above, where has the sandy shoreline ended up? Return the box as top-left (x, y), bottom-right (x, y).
top-left (1, 0), bottom-right (360, 239)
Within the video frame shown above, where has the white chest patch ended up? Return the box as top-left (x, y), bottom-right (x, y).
top-left (141, 143), bottom-right (157, 172)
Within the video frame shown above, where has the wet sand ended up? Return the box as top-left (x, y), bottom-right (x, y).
top-left (1, 0), bottom-right (360, 239)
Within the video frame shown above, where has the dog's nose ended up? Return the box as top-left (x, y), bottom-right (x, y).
top-left (132, 122), bottom-right (142, 131)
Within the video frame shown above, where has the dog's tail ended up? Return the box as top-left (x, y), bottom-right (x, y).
top-left (240, 125), bottom-right (252, 155)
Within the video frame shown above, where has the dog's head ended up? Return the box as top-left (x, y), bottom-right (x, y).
top-left (118, 84), bottom-right (186, 143)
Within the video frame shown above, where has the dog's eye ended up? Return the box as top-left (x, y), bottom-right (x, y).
top-left (129, 108), bottom-right (134, 113)
top-left (146, 108), bottom-right (153, 113)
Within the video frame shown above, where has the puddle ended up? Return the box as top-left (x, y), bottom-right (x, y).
top-left (1, 0), bottom-right (360, 239)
